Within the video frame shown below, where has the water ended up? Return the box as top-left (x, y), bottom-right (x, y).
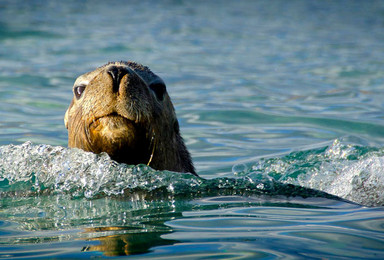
top-left (1, 0), bottom-right (384, 258)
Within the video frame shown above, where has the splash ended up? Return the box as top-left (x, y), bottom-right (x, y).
top-left (0, 142), bottom-right (330, 202)
top-left (246, 139), bottom-right (384, 206)
top-left (0, 142), bottom-right (201, 199)
top-left (0, 140), bottom-right (383, 206)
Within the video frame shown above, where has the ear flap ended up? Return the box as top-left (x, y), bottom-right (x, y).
top-left (64, 110), bottom-right (69, 129)
top-left (64, 100), bottom-right (74, 129)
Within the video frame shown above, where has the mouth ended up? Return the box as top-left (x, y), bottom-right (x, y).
top-left (102, 112), bottom-right (127, 120)
top-left (89, 112), bottom-right (135, 130)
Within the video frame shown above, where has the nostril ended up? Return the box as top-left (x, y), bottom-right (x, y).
top-left (107, 66), bottom-right (129, 93)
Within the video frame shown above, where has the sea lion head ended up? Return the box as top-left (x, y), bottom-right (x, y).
top-left (64, 61), bottom-right (196, 175)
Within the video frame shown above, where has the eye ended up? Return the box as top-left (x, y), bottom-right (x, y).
top-left (149, 82), bottom-right (166, 101)
top-left (74, 85), bottom-right (86, 99)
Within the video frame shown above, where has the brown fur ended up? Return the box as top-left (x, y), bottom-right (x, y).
top-left (65, 61), bottom-right (196, 175)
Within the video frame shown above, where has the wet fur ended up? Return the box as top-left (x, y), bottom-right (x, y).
top-left (65, 61), bottom-right (196, 175)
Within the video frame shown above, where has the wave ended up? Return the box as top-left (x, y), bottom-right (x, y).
top-left (245, 139), bottom-right (384, 206)
top-left (0, 140), bottom-right (383, 206)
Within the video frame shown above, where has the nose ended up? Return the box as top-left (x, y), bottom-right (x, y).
top-left (107, 66), bottom-right (129, 93)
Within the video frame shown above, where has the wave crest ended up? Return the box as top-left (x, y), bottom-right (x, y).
top-left (1, 140), bottom-right (383, 206)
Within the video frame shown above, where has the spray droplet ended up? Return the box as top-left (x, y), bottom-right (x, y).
top-left (232, 163), bottom-right (248, 176)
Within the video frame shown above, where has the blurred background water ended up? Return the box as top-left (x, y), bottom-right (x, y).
top-left (1, 0), bottom-right (384, 258)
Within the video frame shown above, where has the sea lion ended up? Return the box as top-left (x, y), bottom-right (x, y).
top-left (64, 61), bottom-right (196, 175)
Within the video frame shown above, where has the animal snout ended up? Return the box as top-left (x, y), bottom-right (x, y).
top-left (107, 66), bottom-right (129, 93)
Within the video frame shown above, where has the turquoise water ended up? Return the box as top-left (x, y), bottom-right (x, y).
top-left (1, 0), bottom-right (384, 258)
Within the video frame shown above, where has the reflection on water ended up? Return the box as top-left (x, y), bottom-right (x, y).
top-left (83, 230), bottom-right (176, 256)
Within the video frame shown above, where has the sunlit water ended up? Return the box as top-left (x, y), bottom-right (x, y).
top-left (1, 0), bottom-right (384, 259)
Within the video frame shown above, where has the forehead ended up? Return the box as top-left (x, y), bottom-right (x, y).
top-left (73, 61), bottom-right (163, 87)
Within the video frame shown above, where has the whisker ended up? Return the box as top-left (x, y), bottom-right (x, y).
top-left (147, 130), bottom-right (156, 166)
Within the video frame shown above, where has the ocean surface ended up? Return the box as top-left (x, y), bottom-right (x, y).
top-left (1, 0), bottom-right (384, 258)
